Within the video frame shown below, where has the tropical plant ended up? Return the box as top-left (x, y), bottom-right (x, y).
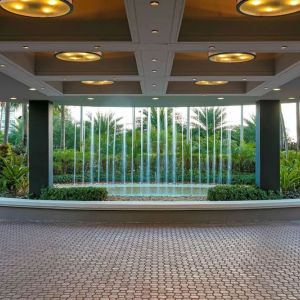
top-left (208, 185), bottom-right (281, 201)
top-left (0, 153), bottom-right (28, 196)
top-left (192, 107), bottom-right (227, 135)
top-left (232, 114), bottom-right (256, 144)
top-left (280, 151), bottom-right (300, 191)
top-left (40, 187), bottom-right (108, 201)
top-left (232, 142), bottom-right (256, 173)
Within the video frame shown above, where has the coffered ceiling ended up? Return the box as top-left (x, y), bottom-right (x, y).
top-left (0, 0), bottom-right (300, 107)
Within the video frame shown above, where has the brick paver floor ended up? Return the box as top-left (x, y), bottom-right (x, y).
top-left (0, 221), bottom-right (299, 299)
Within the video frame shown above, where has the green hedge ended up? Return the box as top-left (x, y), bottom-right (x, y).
top-left (207, 185), bottom-right (281, 201)
top-left (282, 190), bottom-right (300, 199)
top-left (40, 187), bottom-right (108, 201)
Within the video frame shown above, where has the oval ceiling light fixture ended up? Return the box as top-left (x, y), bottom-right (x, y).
top-left (0, 0), bottom-right (73, 18)
top-left (81, 80), bottom-right (114, 86)
top-left (237, 0), bottom-right (300, 17)
top-left (194, 80), bottom-right (229, 86)
top-left (55, 51), bottom-right (102, 62)
top-left (150, 1), bottom-right (159, 6)
top-left (209, 52), bottom-right (256, 63)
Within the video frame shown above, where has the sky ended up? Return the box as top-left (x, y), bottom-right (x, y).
top-left (67, 103), bottom-right (298, 142)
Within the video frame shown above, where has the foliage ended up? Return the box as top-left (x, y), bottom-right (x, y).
top-left (232, 142), bottom-right (256, 173)
top-left (280, 151), bottom-right (300, 191)
top-left (0, 152), bottom-right (28, 197)
top-left (231, 173), bottom-right (255, 185)
top-left (282, 190), bottom-right (300, 199)
top-left (40, 187), bottom-right (108, 201)
top-left (207, 185), bottom-right (281, 201)
top-left (232, 114), bottom-right (256, 144)
top-left (192, 107), bottom-right (227, 135)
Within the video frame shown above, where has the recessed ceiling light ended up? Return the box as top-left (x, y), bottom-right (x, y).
top-left (0, 0), bottom-right (73, 18)
top-left (236, 0), bottom-right (300, 17)
top-left (218, 97), bottom-right (224, 100)
top-left (10, 97), bottom-right (17, 100)
top-left (192, 78), bottom-right (197, 81)
top-left (152, 29), bottom-right (159, 34)
top-left (87, 97), bottom-right (94, 100)
top-left (152, 70), bottom-right (157, 73)
top-left (29, 87), bottom-right (37, 91)
top-left (150, 1), bottom-right (159, 6)
top-left (281, 45), bottom-right (288, 50)
top-left (195, 80), bottom-right (228, 86)
top-left (242, 78), bottom-right (247, 81)
top-left (209, 52), bottom-right (256, 63)
top-left (23, 46), bottom-right (29, 49)
top-left (0, 64), bottom-right (5, 67)
top-left (264, 87), bottom-right (269, 90)
top-left (289, 97), bottom-right (296, 100)
top-left (41, 87), bottom-right (45, 90)
top-left (273, 88), bottom-right (281, 91)
top-left (81, 80), bottom-right (114, 86)
top-left (55, 51), bottom-right (102, 62)
top-left (152, 97), bottom-right (159, 100)
top-left (152, 84), bottom-right (157, 87)
top-left (152, 58), bottom-right (158, 62)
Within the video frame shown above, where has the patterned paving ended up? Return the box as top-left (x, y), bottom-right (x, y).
top-left (0, 221), bottom-right (299, 300)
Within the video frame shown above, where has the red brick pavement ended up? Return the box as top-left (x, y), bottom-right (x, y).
top-left (0, 221), bottom-right (299, 299)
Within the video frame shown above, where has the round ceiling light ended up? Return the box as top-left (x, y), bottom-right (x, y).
top-left (81, 80), bottom-right (114, 86)
top-left (236, 0), bottom-right (300, 17)
top-left (0, 0), bottom-right (73, 18)
top-left (209, 52), bottom-right (256, 63)
top-left (194, 80), bottom-right (229, 86)
top-left (55, 51), bottom-right (102, 62)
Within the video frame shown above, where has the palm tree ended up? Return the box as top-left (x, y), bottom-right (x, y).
top-left (233, 114), bottom-right (256, 144)
top-left (136, 108), bottom-right (174, 130)
top-left (244, 115), bottom-right (256, 143)
top-left (0, 102), bottom-right (5, 134)
top-left (93, 112), bottom-right (123, 133)
top-left (192, 107), bottom-right (227, 135)
top-left (280, 109), bottom-right (288, 154)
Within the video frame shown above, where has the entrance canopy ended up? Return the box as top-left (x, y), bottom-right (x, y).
top-left (0, 0), bottom-right (300, 107)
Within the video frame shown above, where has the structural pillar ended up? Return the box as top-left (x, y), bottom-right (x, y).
top-left (256, 100), bottom-right (280, 191)
top-left (29, 101), bottom-right (53, 196)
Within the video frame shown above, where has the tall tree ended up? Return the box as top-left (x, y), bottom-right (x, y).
top-left (0, 102), bottom-right (5, 133)
top-left (280, 109), bottom-right (288, 154)
top-left (192, 107), bottom-right (227, 135)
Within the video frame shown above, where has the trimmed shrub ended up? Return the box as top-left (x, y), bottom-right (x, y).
top-left (207, 185), bottom-right (282, 201)
top-left (40, 187), bottom-right (108, 201)
top-left (282, 190), bottom-right (300, 199)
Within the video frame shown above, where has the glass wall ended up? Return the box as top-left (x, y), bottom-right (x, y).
top-left (53, 105), bottom-right (257, 196)
top-left (1, 102), bottom-right (299, 197)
